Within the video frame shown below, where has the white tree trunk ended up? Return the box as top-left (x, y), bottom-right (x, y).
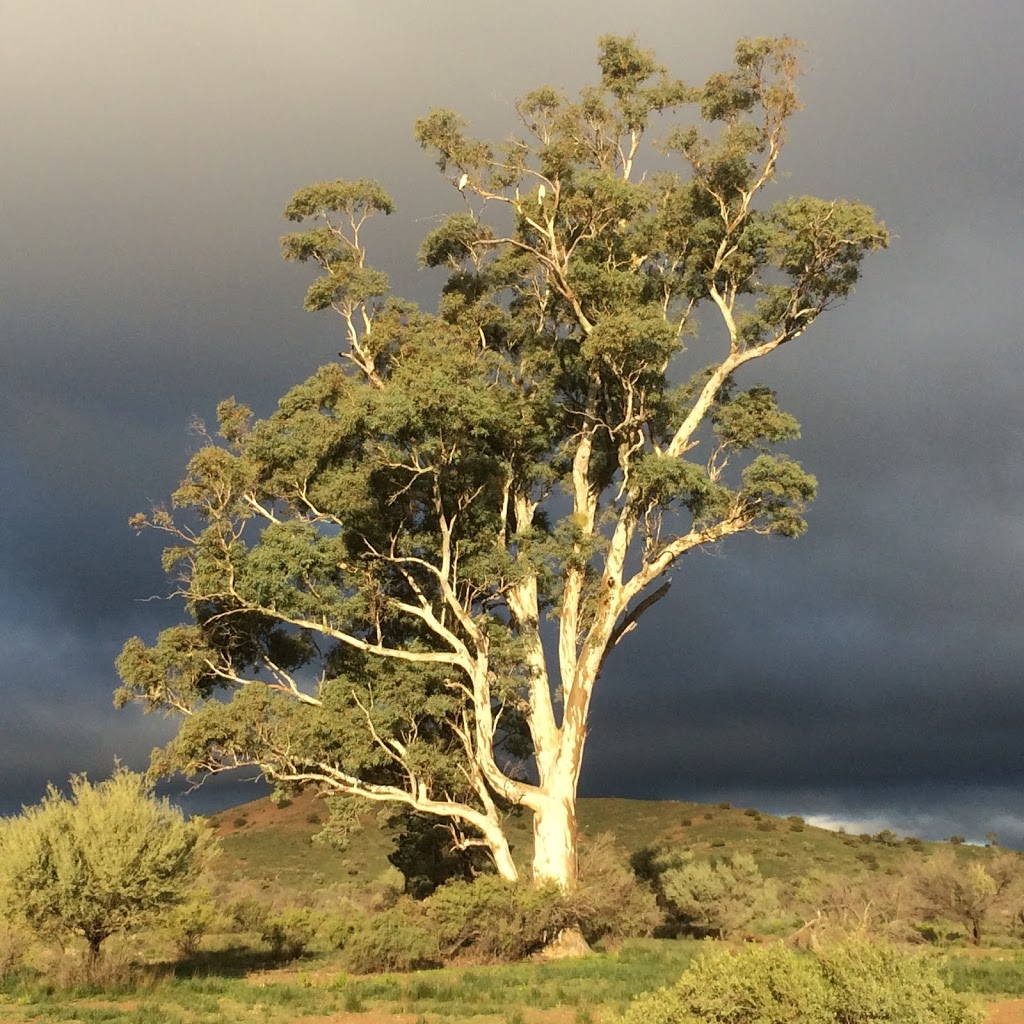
top-left (530, 785), bottom-right (579, 887)
top-left (487, 825), bottom-right (519, 883)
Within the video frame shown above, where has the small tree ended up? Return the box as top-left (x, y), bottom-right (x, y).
top-left (0, 767), bottom-right (215, 958)
top-left (914, 850), bottom-right (1021, 945)
top-left (659, 850), bottom-right (777, 938)
top-left (116, 34), bottom-right (887, 888)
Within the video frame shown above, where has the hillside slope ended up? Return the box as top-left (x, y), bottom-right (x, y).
top-left (204, 792), bottom-right (958, 902)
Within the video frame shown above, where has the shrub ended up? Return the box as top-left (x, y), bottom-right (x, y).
top-left (39, 938), bottom-right (145, 991)
top-left (233, 816), bottom-right (248, 828)
top-left (0, 921), bottom-right (30, 980)
top-left (818, 938), bottom-right (979, 1024)
top-left (319, 910), bottom-right (358, 950)
top-left (757, 822), bottom-right (776, 832)
top-left (717, 801), bottom-right (732, 810)
top-left (261, 907), bottom-right (319, 961)
top-left (624, 942), bottom-right (829, 1024)
top-left (0, 767), bottom-right (216, 959)
top-left (165, 887), bottom-right (219, 957)
top-left (342, 899), bottom-right (440, 973)
top-left (368, 866), bottom-right (406, 911)
top-left (427, 875), bottom-right (571, 963)
top-left (227, 896), bottom-right (271, 933)
top-left (624, 939), bottom-right (978, 1024)
top-left (744, 807), bottom-right (761, 818)
top-left (569, 833), bottom-right (662, 945)
top-left (659, 852), bottom-right (778, 939)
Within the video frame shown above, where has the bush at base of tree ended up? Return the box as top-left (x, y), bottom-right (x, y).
top-left (0, 767), bottom-right (216, 959)
top-left (339, 853), bottom-right (661, 972)
top-left (428, 876), bottom-right (572, 963)
top-left (569, 833), bottom-right (663, 947)
top-left (0, 922), bottom-right (30, 981)
top-left (623, 939), bottom-right (979, 1024)
top-left (340, 899), bottom-right (440, 973)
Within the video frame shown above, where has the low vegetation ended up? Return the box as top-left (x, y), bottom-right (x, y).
top-left (626, 939), bottom-right (979, 1024)
top-left (3, 787), bottom-right (1024, 1022)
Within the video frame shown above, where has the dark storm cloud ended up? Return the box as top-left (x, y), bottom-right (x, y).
top-left (2, 1), bottom-right (1022, 842)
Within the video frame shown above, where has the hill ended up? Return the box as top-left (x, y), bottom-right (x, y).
top-left (203, 791), bottom-right (955, 905)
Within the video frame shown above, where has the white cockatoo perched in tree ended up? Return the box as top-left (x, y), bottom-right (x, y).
top-left (458, 172), bottom-right (469, 191)
top-left (537, 183), bottom-right (546, 206)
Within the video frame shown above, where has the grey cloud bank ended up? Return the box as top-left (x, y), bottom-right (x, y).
top-left (1, 1), bottom-right (1022, 844)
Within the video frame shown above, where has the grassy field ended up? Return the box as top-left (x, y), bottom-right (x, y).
top-left (0, 940), bottom-right (698, 1024)
top-left (5, 941), bottom-right (1024, 1024)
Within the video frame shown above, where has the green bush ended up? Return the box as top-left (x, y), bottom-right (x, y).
top-left (227, 895), bottom-right (270, 933)
top-left (0, 767), bottom-right (216, 958)
top-left (659, 852), bottom-right (778, 939)
top-left (165, 887), bottom-right (219, 957)
top-left (427, 875), bottom-right (571, 963)
top-left (623, 939), bottom-right (979, 1024)
top-left (261, 908), bottom-right (320, 960)
top-left (566, 833), bottom-right (662, 946)
top-left (318, 910), bottom-right (358, 950)
top-left (342, 899), bottom-right (440, 973)
top-left (818, 938), bottom-right (979, 1024)
top-left (624, 942), bottom-right (829, 1024)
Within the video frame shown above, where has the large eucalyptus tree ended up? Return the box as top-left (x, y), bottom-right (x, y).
top-left (117, 35), bottom-right (887, 886)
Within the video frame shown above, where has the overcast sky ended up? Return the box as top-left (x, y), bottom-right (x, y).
top-left (2, 1), bottom-right (1022, 844)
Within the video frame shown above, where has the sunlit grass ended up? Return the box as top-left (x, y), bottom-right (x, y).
top-left (7, 940), bottom-right (1024, 1023)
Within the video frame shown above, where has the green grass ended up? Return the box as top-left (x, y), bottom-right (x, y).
top-left (0, 940), bottom-right (699, 1024)
top-left (941, 952), bottom-right (1024, 996)
top-left (7, 941), bottom-right (1024, 1024)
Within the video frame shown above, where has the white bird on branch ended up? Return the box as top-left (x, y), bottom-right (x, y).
top-left (458, 173), bottom-right (469, 191)
top-left (537, 183), bottom-right (546, 206)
